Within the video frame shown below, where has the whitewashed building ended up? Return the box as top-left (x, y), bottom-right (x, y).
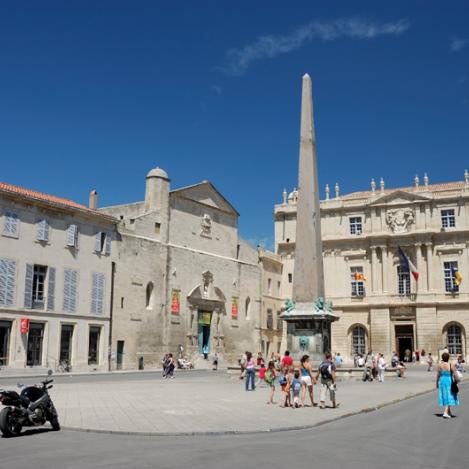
top-left (0, 183), bottom-right (116, 372)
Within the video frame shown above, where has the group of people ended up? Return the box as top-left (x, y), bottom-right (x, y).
top-left (354, 351), bottom-right (391, 381)
top-left (240, 350), bottom-right (339, 409)
top-left (161, 353), bottom-right (175, 378)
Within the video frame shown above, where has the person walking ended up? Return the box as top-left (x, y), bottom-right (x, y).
top-left (377, 353), bottom-right (386, 382)
top-left (427, 353), bottom-right (434, 372)
top-left (334, 353), bottom-right (343, 368)
top-left (212, 353), bottom-right (218, 371)
top-left (437, 352), bottom-right (460, 418)
top-left (316, 352), bottom-right (339, 409)
top-left (300, 355), bottom-right (316, 407)
top-left (245, 352), bottom-right (256, 391)
top-left (281, 350), bottom-right (293, 369)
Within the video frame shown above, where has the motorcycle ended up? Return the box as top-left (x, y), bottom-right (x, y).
top-left (0, 369), bottom-right (60, 437)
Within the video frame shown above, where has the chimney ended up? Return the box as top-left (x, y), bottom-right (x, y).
top-left (89, 190), bottom-right (98, 209)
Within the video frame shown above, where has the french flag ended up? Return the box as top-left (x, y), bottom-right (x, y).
top-left (398, 246), bottom-right (419, 281)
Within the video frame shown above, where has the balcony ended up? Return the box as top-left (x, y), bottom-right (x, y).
top-left (391, 293), bottom-right (417, 302)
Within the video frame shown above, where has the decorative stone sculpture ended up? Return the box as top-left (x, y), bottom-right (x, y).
top-left (200, 213), bottom-right (212, 236)
top-left (386, 208), bottom-right (415, 233)
top-left (285, 298), bottom-right (296, 312)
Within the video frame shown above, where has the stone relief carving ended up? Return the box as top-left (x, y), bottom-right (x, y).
top-left (200, 213), bottom-right (212, 237)
top-left (202, 270), bottom-right (213, 298)
top-left (386, 208), bottom-right (415, 233)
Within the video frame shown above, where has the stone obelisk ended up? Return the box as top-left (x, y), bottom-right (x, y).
top-left (281, 74), bottom-right (337, 361)
top-left (292, 73), bottom-right (325, 303)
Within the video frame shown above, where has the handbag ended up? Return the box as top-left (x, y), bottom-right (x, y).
top-left (451, 367), bottom-right (459, 395)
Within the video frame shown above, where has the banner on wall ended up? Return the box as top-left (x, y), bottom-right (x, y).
top-left (171, 290), bottom-right (180, 314)
top-left (20, 318), bottom-right (30, 334)
top-left (231, 297), bottom-right (238, 318)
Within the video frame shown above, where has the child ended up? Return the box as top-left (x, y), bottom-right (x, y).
top-left (278, 366), bottom-right (291, 407)
top-left (264, 360), bottom-right (276, 404)
top-left (257, 362), bottom-right (267, 387)
top-left (291, 369), bottom-right (302, 408)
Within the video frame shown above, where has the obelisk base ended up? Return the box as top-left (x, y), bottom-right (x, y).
top-left (280, 301), bottom-right (338, 363)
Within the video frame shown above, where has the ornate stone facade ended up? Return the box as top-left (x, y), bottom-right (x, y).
top-left (275, 174), bottom-right (469, 363)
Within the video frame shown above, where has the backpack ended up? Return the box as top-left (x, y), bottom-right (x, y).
top-left (278, 373), bottom-right (287, 385)
top-left (319, 361), bottom-right (333, 380)
top-left (292, 379), bottom-right (301, 393)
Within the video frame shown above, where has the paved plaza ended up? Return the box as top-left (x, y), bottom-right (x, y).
top-left (0, 382), bottom-right (466, 469)
top-left (0, 366), bottom-right (452, 435)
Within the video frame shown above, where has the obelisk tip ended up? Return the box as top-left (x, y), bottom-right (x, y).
top-left (302, 73), bottom-right (311, 81)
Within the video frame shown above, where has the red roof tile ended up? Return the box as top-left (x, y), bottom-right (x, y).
top-left (0, 182), bottom-right (115, 221)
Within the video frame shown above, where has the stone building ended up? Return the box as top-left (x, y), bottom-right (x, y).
top-left (258, 249), bottom-right (284, 358)
top-left (101, 168), bottom-right (264, 369)
top-left (275, 172), bottom-right (469, 363)
top-left (0, 183), bottom-right (116, 372)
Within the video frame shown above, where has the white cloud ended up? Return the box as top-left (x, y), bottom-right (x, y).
top-left (211, 85), bottom-right (223, 95)
top-left (450, 36), bottom-right (469, 52)
top-left (221, 17), bottom-right (410, 75)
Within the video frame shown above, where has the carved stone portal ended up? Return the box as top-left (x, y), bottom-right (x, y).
top-left (386, 208), bottom-right (415, 233)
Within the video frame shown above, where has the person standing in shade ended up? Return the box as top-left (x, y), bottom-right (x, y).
top-left (437, 352), bottom-right (459, 418)
top-left (377, 353), bottom-right (386, 382)
top-left (202, 344), bottom-right (209, 360)
top-left (245, 352), bottom-right (256, 391)
top-left (316, 352), bottom-right (339, 409)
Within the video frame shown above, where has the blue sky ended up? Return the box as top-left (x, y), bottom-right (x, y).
top-left (1, 1), bottom-right (468, 249)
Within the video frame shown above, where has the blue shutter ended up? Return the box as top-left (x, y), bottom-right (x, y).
top-left (91, 272), bottom-right (105, 315)
top-left (3, 213), bottom-right (19, 237)
top-left (95, 232), bottom-right (102, 252)
top-left (67, 224), bottom-right (78, 247)
top-left (104, 232), bottom-right (111, 255)
top-left (37, 219), bottom-right (49, 242)
top-left (63, 268), bottom-right (78, 313)
top-left (6, 260), bottom-right (16, 306)
top-left (47, 267), bottom-right (56, 311)
top-left (91, 273), bottom-right (97, 314)
top-left (24, 263), bottom-right (34, 308)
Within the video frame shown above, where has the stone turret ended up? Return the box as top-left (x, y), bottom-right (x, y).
top-left (145, 166), bottom-right (170, 212)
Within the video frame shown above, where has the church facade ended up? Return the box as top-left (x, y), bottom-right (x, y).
top-left (101, 168), bottom-right (265, 370)
top-left (275, 173), bottom-right (469, 363)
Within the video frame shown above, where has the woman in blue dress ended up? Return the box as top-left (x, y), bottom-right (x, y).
top-left (436, 352), bottom-right (459, 419)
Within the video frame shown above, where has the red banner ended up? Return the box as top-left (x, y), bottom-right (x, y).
top-left (171, 290), bottom-right (180, 314)
top-left (231, 297), bottom-right (238, 318)
top-left (20, 318), bottom-right (29, 334)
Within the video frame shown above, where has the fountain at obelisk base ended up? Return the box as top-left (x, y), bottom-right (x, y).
top-left (280, 74), bottom-right (339, 362)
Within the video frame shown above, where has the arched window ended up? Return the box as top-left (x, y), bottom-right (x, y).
top-left (146, 282), bottom-right (154, 310)
top-left (245, 297), bottom-right (251, 319)
top-left (351, 326), bottom-right (366, 355)
top-left (447, 324), bottom-right (462, 355)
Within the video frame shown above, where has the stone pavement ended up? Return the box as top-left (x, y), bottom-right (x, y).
top-left (42, 366), bottom-right (452, 435)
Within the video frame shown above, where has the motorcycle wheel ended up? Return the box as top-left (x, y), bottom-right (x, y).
top-left (50, 416), bottom-right (61, 431)
top-left (0, 407), bottom-right (22, 437)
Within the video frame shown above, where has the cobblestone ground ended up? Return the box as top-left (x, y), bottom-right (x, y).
top-left (36, 366), bottom-right (447, 434)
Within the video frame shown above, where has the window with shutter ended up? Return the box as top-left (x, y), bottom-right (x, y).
top-left (66, 224), bottom-right (78, 247)
top-left (63, 268), bottom-right (78, 313)
top-left (91, 272), bottom-right (105, 315)
top-left (3, 212), bottom-right (19, 238)
top-left (95, 232), bottom-right (103, 252)
top-left (0, 259), bottom-right (16, 307)
top-left (24, 263), bottom-right (34, 308)
top-left (36, 219), bottom-right (49, 242)
top-left (104, 232), bottom-right (111, 255)
top-left (47, 267), bottom-right (56, 311)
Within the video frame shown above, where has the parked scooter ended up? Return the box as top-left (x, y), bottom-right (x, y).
top-left (0, 370), bottom-right (60, 437)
